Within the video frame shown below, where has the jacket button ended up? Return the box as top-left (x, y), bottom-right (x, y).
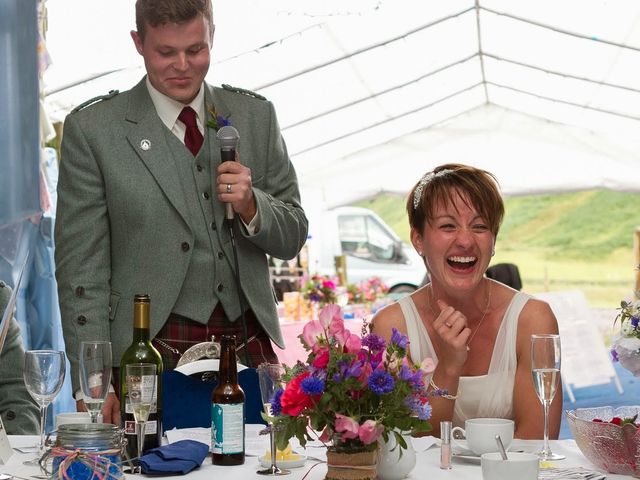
top-left (77, 315), bottom-right (87, 325)
top-left (217, 284), bottom-right (224, 292)
top-left (211, 222), bottom-right (217, 231)
top-left (196, 164), bottom-right (203, 172)
top-left (181, 242), bottom-right (190, 252)
top-left (203, 192), bottom-right (210, 200)
top-left (217, 252), bottom-right (224, 259)
top-left (75, 286), bottom-right (85, 297)
top-left (6, 410), bottom-right (16, 420)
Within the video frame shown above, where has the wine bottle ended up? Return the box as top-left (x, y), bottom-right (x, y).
top-left (211, 334), bottom-right (245, 465)
top-left (119, 294), bottom-right (163, 459)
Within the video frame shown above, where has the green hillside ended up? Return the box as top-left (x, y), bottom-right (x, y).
top-left (355, 190), bottom-right (640, 308)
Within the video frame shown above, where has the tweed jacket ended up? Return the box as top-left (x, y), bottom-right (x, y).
top-left (55, 78), bottom-right (308, 392)
top-left (0, 282), bottom-right (40, 434)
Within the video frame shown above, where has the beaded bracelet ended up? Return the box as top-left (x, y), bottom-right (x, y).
top-left (429, 377), bottom-right (460, 400)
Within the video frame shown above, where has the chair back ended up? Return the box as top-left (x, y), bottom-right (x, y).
top-left (162, 365), bottom-right (264, 432)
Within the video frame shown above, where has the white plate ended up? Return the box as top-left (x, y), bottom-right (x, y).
top-left (258, 454), bottom-right (307, 469)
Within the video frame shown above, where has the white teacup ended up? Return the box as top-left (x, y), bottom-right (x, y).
top-left (481, 452), bottom-right (539, 480)
top-left (55, 412), bottom-right (102, 429)
top-left (451, 418), bottom-right (514, 456)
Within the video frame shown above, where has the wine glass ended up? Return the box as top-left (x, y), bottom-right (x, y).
top-left (531, 334), bottom-right (565, 460)
top-left (79, 341), bottom-right (112, 423)
top-left (125, 363), bottom-right (157, 473)
top-left (23, 350), bottom-right (66, 466)
top-left (257, 363), bottom-right (290, 476)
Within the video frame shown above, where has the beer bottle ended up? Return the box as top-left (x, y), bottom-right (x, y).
top-left (119, 294), bottom-right (163, 458)
top-left (211, 334), bottom-right (245, 465)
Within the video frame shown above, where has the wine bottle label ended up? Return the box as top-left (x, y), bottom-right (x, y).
top-left (124, 419), bottom-right (158, 435)
top-left (211, 403), bottom-right (244, 454)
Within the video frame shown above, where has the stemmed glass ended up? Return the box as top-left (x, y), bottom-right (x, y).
top-left (257, 363), bottom-right (290, 476)
top-left (531, 334), bottom-right (565, 460)
top-left (125, 363), bottom-right (156, 473)
top-left (79, 341), bottom-right (112, 423)
top-left (23, 350), bottom-right (66, 466)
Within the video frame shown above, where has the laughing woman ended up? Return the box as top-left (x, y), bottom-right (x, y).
top-left (371, 163), bottom-right (562, 439)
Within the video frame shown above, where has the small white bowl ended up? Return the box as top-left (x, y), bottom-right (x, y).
top-left (481, 452), bottom-right (539, 480)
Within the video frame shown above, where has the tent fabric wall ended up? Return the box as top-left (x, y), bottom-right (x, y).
top-left (41, 0), bottom-right (640, 205)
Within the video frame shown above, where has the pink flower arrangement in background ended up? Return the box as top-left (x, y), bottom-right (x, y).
top-left (300, 274), bottom-right (338, 307)
top-left (269, 304), bottom-right (437, 454)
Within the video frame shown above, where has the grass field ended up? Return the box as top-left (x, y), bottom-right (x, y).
top-left (355, 190), bottom-right (640, 308)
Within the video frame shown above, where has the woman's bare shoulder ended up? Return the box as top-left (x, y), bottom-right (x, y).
top-left (371, 300), bottom-right (406, 338)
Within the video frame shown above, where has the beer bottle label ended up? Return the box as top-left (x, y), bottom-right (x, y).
top-left (211, 403), bottom-right (244, 454)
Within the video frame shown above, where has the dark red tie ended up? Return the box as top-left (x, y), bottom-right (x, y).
top-left (178, 107), bottom-right (204, 156)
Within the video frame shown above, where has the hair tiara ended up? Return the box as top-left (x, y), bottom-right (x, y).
top-left (412, 169), bottom-right (454, 210)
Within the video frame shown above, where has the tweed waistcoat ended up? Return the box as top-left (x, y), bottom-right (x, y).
top-left (165, 129), bottom-right (242, 323)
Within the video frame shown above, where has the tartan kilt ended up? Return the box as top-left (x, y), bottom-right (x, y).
top-left (153, 304), bottom-right (278, 370)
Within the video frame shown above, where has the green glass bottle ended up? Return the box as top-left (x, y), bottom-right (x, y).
top-left (211, 334), bottom-right (245, 465)
top-left (119, 294), bottom-right (163, 459)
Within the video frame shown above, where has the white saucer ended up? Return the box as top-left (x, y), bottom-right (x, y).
top-left (258, 454), bottom-right (307, 469)
top-left (451, 439), bottom-right (476, 457)
top-left (452, 452), bottom-right (481, 464)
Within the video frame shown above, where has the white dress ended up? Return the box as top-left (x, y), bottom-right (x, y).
top-left (398, 291), bottom-right (531, 427)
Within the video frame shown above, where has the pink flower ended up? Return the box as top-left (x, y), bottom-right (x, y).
top-left (343, 330), bottom-right (362, 353)
top-left (358, 420), bottom-right (384, 444)
top-left (319, 304), bottom-right (343, 331)
top-left (301, 320), bottom-right (325, 353)
top-left (335, 414), bottom-right (359, 440)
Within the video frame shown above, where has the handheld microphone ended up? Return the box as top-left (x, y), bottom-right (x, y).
top-left (216, 126), bottom-right (240, 221)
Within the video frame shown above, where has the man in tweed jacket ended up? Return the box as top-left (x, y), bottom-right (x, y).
top-left (55, 0), bottom-right (307, 424)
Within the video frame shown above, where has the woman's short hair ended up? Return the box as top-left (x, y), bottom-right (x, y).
top-left (407, 163), bottom-right (504, 236)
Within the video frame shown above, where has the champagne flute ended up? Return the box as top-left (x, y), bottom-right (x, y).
top-left (23, 350), bottom-right (66, 466)
top-left (531, 334), bottom-right (565, 460)
top-left (79, 341), bottom-right (112, 423)
top-left (125, 363), bottom-right (157, 473)
top-left (257, 363), bottom-right (290, 476)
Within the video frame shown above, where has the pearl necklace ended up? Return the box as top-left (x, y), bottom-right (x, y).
top-left (427, 280), bottom-right (492, 351)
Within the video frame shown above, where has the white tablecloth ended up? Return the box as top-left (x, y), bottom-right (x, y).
top-left (2, 432), bottom-right (629, 480)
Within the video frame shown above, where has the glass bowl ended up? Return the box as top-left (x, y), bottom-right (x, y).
top-left (566, 406), bottom-right (640, 477)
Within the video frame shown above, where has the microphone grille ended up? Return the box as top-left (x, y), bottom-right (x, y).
top-left (216, 125), bottom-right (240, 150)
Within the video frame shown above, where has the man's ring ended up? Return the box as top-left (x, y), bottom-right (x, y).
top-left (226, 184), bottom-right (232, 194)
top-left (445, 322), bottom-right (452, 328)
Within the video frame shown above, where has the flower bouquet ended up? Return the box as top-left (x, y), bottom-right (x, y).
top-left (265, 305), bottom-right (435, 479)
top-left (611, 295), bottom-right (640, 376)
top-left (300, 274), bottom-right (338, 307)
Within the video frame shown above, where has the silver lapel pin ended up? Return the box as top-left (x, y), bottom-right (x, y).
top-left (140, 139), bottom-right (151, 151)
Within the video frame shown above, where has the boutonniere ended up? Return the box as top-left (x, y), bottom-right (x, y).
top-left (206, 105), bottom-right (231, 131)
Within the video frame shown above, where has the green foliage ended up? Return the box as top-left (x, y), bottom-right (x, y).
top-left (354, 190), bottom-right (640, 307)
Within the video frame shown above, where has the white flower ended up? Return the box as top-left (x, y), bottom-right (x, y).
top-left (622, 322), bottom-right (635, 336)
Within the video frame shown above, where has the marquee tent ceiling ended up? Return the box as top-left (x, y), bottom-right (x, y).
top-left (43, 0), bottom-right (640, 206)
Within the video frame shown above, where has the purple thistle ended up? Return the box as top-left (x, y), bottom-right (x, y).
top-left (405, 395), bottom-right (432, 420)
top-left (270, 388), bottom-right (284, 416)
top-left (391, 328), bottom-right (409, 350)
top-left (632, 316), bottom-right (639, 328)
top-left (368, 370), bottom-right (395, 395)
top-left (611, 348), bottom-right (619, 362)
top-left (362, 334), bottom-right (386, 352)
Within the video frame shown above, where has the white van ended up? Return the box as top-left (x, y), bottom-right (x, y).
top-left (304, 206), bottom-right (425, 294)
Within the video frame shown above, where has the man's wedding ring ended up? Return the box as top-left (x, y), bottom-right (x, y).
top-left (226, 183), bottom-right (232, 193)
top-left (445, 321), bottom-right (452, 328)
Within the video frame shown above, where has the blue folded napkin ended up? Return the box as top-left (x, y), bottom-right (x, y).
top-left (140, 440), bottom-right (210, 475)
